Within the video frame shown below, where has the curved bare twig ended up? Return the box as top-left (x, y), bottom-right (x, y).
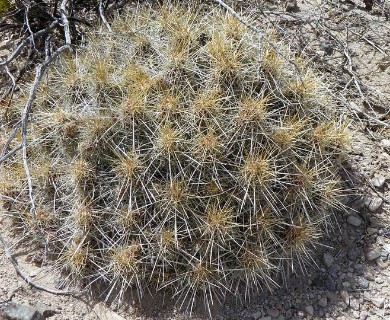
top-left (0, 234), bottom-right (82, 296)
top-left (99, 0), bottom-right (112, 32)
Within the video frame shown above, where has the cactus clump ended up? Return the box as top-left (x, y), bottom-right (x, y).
top-left (1, 3), bottom-right (350, 312)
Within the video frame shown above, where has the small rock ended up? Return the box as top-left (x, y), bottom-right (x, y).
top-left (364, 293), bottom-right (385, 308)
top-left (377, 236), bottom-right (386, 246)
top-left (325, 275), bottom-right (337, 291)
top-left (360, 311), bottom-right (368, 320)
top-left (365, 272), bottom-right (375, 281)
top-left (347, 215), bottom-right (362, 227)
top-left (340, 290), bottom-right (350, 306)
top-left (92, 303), bottom-right (126, 320)
top-left (348, 247), bottom-right (360, 261)
top-left (342, 281), bottom-right (351, 288)
top-left (267, 308), bottom-right (280, 318)
top-left (304, 305), bottom-right (314, 316)
top-left (323, 253), bottom-right (334, 268)
top-left (328, 264), bottom-right (339, 278)
top-left (318, 297), bottom-right (328, 308)
top-left (364, 195), bottom-right (372, 207)
top-left (275, 315), bottom-right (285, 320)
top-left (369, 198), bottom-right (383, 212)
top-left (0, 303), bottom-right (44, 320)
top-left (371, 175), bottom-right (386, 188)
top-left (381, 250), bottom-right (389, 260)
top-left (356, 277), bottom-right (369, 289)
top-left (276, 302), bottom-right (284, 310)
top-left (251, 311), bottom-right (262, 320)
top-left (33, 303), bottom-right (57, 319)
top-left (371, 297), bottom-right (385, 308)
top-left (376, 257), bottom-right (390, 269)
top-left (285, 0), bottom-right (298, 12)
top-left (352, 310), bottom-right (360, 319)
top-left (366, 249), bottom-right (381, 261)
top-left (354, 263), bottom-right (363, 272)
top-left (370, 216), bottom-right (384, 228)
top-left (375, 277), bottom-right (384, 284)
top-left (319, 39), bottom-right (333, 56)
top-left (381, 139), bottom-right (390, 148)
top-left (29, 271), bottom-right (38, 278)
top-left (316, 50), bottom-right (326, 57)
top-left (367, 227), bottom-right (378, 235)
top-left (382, 244), bottom-right (390, 254)
top-left (259, 317), bottom-right (271, 320)
top-left (350, 299), bottom-right (360, 311)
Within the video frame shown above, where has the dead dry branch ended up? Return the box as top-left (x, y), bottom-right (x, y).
top-left (0, 234), bottom-right (82, 296)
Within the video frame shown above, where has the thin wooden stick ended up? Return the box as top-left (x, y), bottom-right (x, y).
top-left (60, 0), bottom-right (72, 45)
top-left (0, 235), bottom-right (81, 296)
top-left (99, 0), bottom-right (112, 32)
top-left (20, 44), bottom-right (71, 242)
